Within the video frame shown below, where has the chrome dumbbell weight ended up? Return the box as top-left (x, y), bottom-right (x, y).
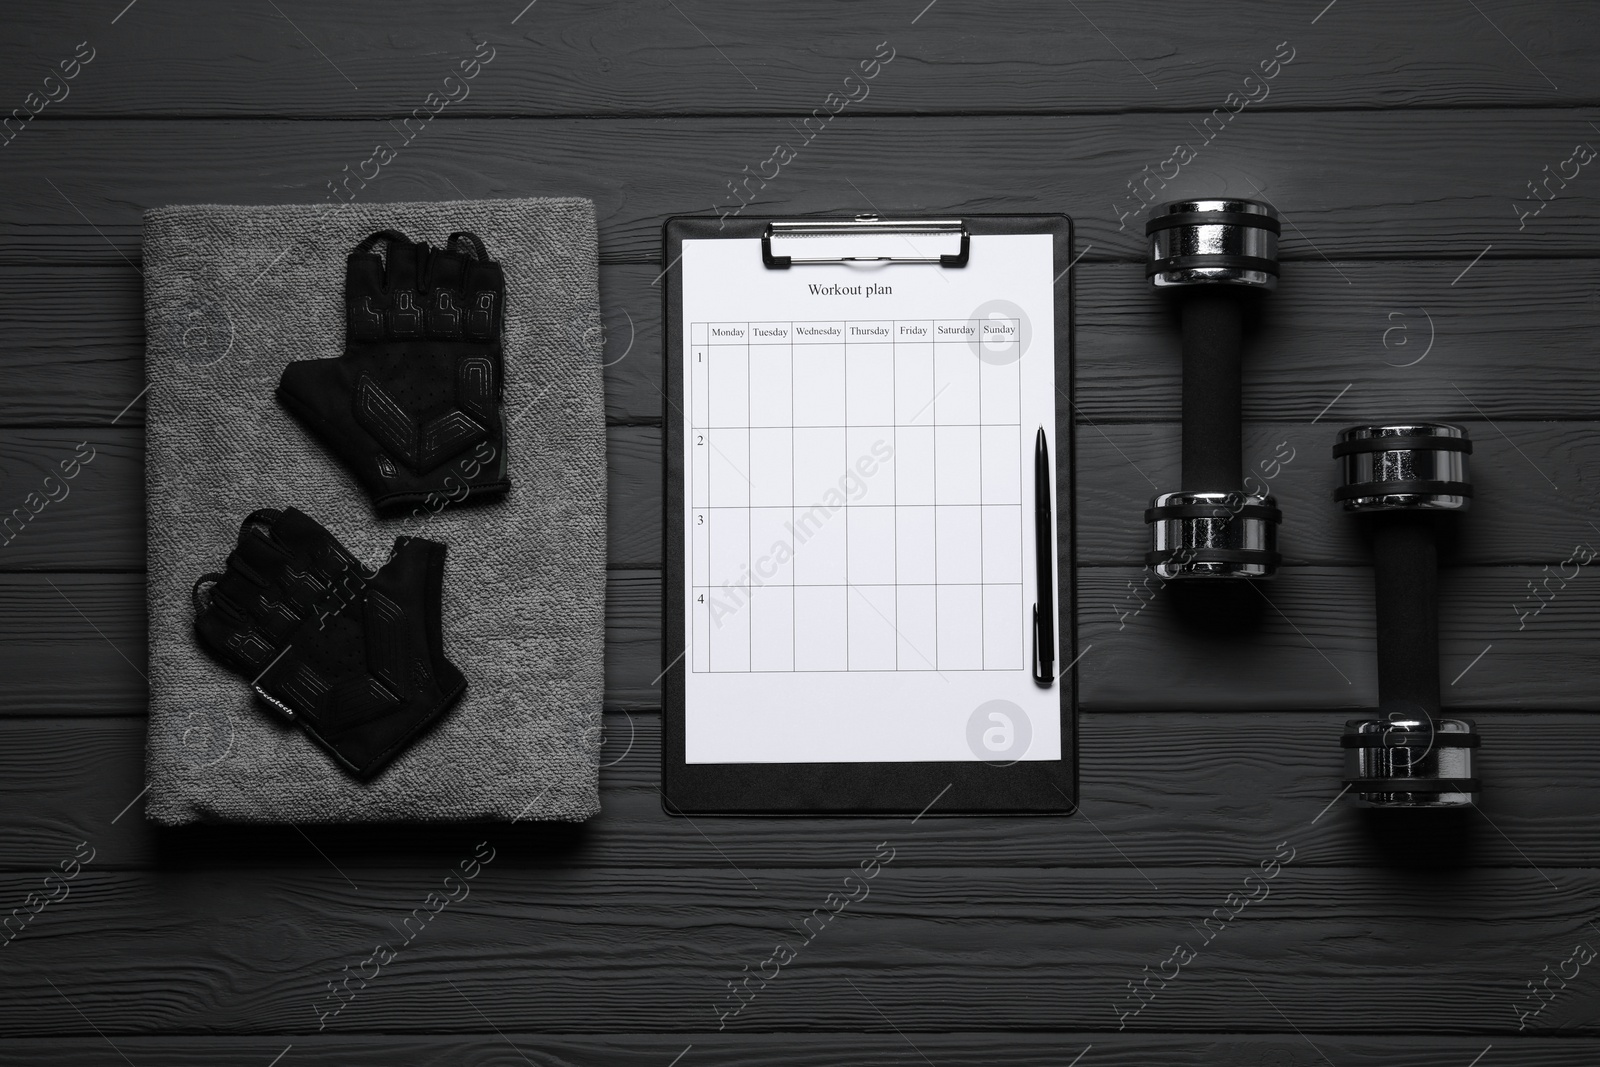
top-left (1334, 423), bottom-right (1480, 808)
top-left (1144, 199), bottom-right (1283, 579)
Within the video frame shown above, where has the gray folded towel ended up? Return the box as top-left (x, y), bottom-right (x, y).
top-left (142, 198), bottom-right (605, 825)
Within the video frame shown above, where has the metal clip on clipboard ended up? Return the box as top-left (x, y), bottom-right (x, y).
top-left (761, 216), bottom-right (970, 269)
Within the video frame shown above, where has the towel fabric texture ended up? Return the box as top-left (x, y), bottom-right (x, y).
top-left (142, 199), bottom-right (605, 825)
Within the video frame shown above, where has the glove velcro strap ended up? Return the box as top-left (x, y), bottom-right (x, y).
top-left (192, 571), bottom-right (225, 617)
top-left (352, 230), bottom-right (411, 257)
top-left (447, 231), bottom-right (488, 261)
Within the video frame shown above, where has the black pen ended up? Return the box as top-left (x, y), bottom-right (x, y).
top-left (1033, 426), bottom-right (1055, 687)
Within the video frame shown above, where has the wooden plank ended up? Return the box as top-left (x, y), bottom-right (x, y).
top-left (7, 112), bottom-right (1600, 265)
top-left (1073, 256), bottom-right (1600, 424)
top-left (2, 1034), bottom-right (1597, 1067)
top-left (0, 267), bottom-right (145, 427)
top-left (0, 431), bottom-right (142, 570)
top-left (10, 257), bottom-right (1600, 426)
top-left (605, 429), bottom-right (661, 568)
top-left (0, 570), bottom-right (662, 716)
top-left (3, 563), bottom-right (1597, 715)
top-left (1, 711), bottom-right (1595, 871)
top-left (0, 264), bottom-right (665, 427)
top-left (1078, 563), bottom-right (1600, 710)
top-left (605, 568), bottom-right (663, 710)
top-left (4, 1), bottom-right (1592, 116)
top-left (1, 419), bottom-right (1594, 570)
top-left (1075, 420), bottom-right (1600, 566)
top-left (0, 864), bottom-right (1593, 1035)
top-left (0, 426), bottom-right (661, 571)
top-left (0, 575), bottom-right (147, 713)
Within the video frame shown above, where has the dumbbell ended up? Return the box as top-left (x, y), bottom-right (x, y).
top-left (1143, 199), bottom-right (1283, 579)
top-left (1334, 423), bottom-right (1480, 808)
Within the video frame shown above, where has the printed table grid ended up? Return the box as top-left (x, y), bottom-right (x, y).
top-left (689, 319), bottom-right (1025, 674)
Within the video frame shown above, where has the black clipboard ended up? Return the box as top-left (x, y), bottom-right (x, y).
top-left (661, 213), bottom-right (1076, 815)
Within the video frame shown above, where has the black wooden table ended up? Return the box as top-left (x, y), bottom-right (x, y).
top-left (2, 3), bottom-right (1598, 1063)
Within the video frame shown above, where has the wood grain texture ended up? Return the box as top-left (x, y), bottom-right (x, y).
top-left (1, 712), bottom-right (1595, 871)
top-left (0, 864), bottom-right (1593, 1035)
top-left (0, 432), bottom-right (143, 570)
top-left (4, 563), bottom-right (1597, 715)
top-left (1073, 256), bottom-right (1600, 424)
top-left (10, 257), bottom-right (1600, 428)
top-left (4, 1035), bottom-right (1598, 1067)
top-left (1075, 420), bottom-right (1598, 565)
top-left (2, 419), bottom-right (1594, 571)
top-left (0, 264), bottom-right (666, 427)
top-left (1078, 563), bottom-right (1600, 710)
top-left (6, 112), bottom-right (1600, 265)
top-left (3, 0), bottom-right (1597, 1053)
top-left (0, 570), bottom-right (664, 715)
top-left (0, 427), bottom-right (660, 571)
top-left (5, 1), bottom-right (1596, 116)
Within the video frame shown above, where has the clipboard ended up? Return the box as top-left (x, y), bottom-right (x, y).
top-left (661, 214), bottom-right (1076, 815)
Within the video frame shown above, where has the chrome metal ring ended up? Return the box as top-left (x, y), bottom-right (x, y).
top-left (1342, 715), bottom-right (1479, 808)
top-left (1334, 423), bottom-right (1472, 513)
top-left (1146, 199), bottom-right (1280, 291)
top-left (1145, 489), bottom-right (1282, 579)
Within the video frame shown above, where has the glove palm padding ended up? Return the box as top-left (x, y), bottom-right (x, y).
top-left (278, 230), bottom-right (509, 510)
top-left (193, 507), bottom-right (466, 779)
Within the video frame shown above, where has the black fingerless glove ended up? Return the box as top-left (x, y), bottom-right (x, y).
top-left (277, 229), bottom-right (510, 511)
top-left (193, 507), bottom-right (467, 779)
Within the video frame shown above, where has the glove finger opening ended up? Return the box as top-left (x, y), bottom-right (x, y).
top-left (384, 237), bottom-right (422, 295)
top-left (426, 250), bottom-right (467, 292)
top-left (347, 252), bottom-right (386, 341)
top-left (463, 259), bottom-right (504, 341)
top-left (424, 252), bottom-right (469, 339)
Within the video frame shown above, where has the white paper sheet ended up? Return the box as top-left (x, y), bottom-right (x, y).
top-left (681, 233), bottom-right (1062, 763)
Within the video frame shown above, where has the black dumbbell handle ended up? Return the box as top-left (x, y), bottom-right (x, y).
top-left (1180, 288), bottom-right (1244, 492)
top-left (1371, 513), bottom-right (1441, 718)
